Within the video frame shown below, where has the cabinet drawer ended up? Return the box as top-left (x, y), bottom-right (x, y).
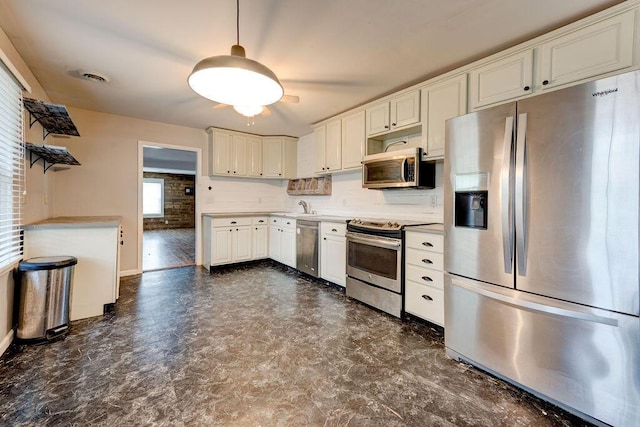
top-left (269, 217), bottom-right (282, 226)
top-left (321, 222), bottom-right (346, 237)
top-left (405, 280), bottom-right (444, 326)
top-left (405, 232), bottom-right (444, 253)
top-left (405, 264), bottom-right (444, 290)
top-left (212, 217), bottom-right (251, 227)
top-left (280, 218), bottom-right (296, 229)
top-left (252, 216), bottom-right (268, 225)
top-left (405, 249), bottom-right (444, 271)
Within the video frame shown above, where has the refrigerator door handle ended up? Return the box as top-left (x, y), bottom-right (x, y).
top-left (515, 113), bottom-right (528, 276)
top-left (450, 278), bottom-right (619, 327)
top-left (501, 116), bottom-right (515, 274)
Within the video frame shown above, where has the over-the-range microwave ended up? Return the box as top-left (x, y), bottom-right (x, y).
top-left (361, 147), bottom-right (435, 189)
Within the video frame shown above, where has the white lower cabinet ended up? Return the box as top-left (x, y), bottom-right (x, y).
top-left (320, 222), bottom-right (346, 287)
top-left (268, 216), bottom-right (297, 268)
top-left (204, 215), bottom-right (273, 268)
top-left (252, 217), bottom-right (268, 259)
top-left (404, 230), bottom-right (445, 326)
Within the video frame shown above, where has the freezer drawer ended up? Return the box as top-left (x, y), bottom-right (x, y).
top-left (444, 274), bottom-right (640, 427)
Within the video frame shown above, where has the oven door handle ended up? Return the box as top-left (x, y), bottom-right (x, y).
top-left (346, 233), bottom-right (401, 250)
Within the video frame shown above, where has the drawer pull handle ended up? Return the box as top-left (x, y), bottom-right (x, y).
top-left (421, 276), bottom-right (433, 282)
top-left (421, 294), bottom-right (433, 301)
top-left (422, 242), bottom-right (433, 247)
top-left (331, 228), bottom-right (337, 232)
top-left (230, 221), bottom-right (237, 224)
top-left (422, 259), bottom-right (433, 264)
top-left (258, 220), bottom-right (265, 223)
top-left (286, 221), bottom-right (291, 225)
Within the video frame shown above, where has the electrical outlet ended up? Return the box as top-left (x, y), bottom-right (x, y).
top-left (43, 193), bottom-right (48, 205)
top-left (164, 220), bottom-right (169, 224)
top-left (431, 195), bottom-right (437, 208)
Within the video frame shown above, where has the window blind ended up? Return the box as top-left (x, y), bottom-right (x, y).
top-left (0, 61), bottom-right (24, 269)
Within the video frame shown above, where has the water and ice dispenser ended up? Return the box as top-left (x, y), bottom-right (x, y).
top-left (454, 173), bottom-right (489, 230)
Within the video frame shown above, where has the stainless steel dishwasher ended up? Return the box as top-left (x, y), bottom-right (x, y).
top-left (296, 220), bottom-right (319, 277)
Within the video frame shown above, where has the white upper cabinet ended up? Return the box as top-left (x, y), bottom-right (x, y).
top-left (341, 110), bottom-right (366, 170)
top-left (390, 90), bottom-right (421, 129)
top-left (211, 130), bottom-right (231, 175)
top-left (314, 120), bottom-right (342, 174)
top-left (421, 74), bottom-right (467, 160)
top-left (263, 136), bottom-right (297, 179)
top-left (536, 10), bottom-right (635, 91)
top-left (366, 90), bottom-right (420, 136)
top-left (366, 102), bottom-right (390, 136)
top-left (247, 136), bottom-right (263, 177)
top-left (231, 134), bottom-right (247, 176)
top-left (207, 127), bottom-right (295, 179)
top-left (325, 120), bottom-right (342, 172)
top-left (469, 50), bottom-right (534, 110)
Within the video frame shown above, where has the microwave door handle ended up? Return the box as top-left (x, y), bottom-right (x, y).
top-left (515, 113), bottom-right (528, 276)
top-left (501, 116), bottom-right (514, 274)
top-left (401, 158), bottom-right (408, 182)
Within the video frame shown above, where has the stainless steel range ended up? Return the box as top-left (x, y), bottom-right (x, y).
top-left (346, 218), bottom-right (428, 317)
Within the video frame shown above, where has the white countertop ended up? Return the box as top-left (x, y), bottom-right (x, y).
top-left (24, 216), bottom-right (122, 229)
top-left (202, 212), bottom-right (350, 223)
top-left (404, 223), bottom-right (444, 233)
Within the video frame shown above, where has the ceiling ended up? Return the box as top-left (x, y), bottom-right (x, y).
top-left (143, 146), bottom-right (197, 175)
top-left (0, 0), bottom-right (624, 137)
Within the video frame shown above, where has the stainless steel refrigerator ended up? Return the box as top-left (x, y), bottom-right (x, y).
top-left (444, 70), bottom-right (640, 427)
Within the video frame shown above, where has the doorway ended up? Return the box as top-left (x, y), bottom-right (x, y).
top-left (137, 142), bottom-right (201, 272)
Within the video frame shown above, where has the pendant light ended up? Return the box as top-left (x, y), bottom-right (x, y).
top-left (188, 0), bottom-right (284, 106)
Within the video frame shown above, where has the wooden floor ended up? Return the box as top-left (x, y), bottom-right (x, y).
top-left (143, 228), bottom-right (195, 271)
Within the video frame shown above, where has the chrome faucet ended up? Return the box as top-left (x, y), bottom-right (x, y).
top-left (298, 200), bottom-right (310, 214)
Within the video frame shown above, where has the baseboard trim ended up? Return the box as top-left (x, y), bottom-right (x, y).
top-left (1, 329), bottom-right (14, 356)
top-left (119, 269), bottom-right (139, 277)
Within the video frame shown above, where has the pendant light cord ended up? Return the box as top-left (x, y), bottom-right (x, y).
top-left (236, 0), bottom-right (240, 45)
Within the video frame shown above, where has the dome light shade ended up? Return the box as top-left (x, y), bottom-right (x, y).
top-left (188, 45), bottom-right (283, 106)
top-left (233, 105), bottom-right (264, 117)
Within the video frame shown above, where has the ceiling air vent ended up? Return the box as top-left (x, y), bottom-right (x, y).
top-left (77, 70), bottom-right (110, 83)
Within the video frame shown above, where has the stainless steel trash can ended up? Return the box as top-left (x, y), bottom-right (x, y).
top-left (16, 256), bottom-right (77, 341)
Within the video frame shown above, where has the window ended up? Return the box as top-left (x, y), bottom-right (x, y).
top-left (0, 61), bottom-right (24, 270)
top-left (143, 178), bottom-right (164, 218)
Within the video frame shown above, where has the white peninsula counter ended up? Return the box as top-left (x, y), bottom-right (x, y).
top-left (23, 216), bottom-right (122, 321)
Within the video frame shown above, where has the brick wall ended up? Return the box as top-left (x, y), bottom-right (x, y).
top-left (143, 172), bottom-right (195, 230)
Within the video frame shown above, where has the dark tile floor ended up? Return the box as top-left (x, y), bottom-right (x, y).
top-left (0, 263), bottom-right (591, 426)
top-left (143, 228), bottom-right (195, 271)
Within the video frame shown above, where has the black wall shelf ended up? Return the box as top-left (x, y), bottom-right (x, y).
top-left (24, 143), bottom-right (80, 173)
top-left (23, 98), bottom-right (80, 139)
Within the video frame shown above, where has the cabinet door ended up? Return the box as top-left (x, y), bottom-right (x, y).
top-left (342, 110), bottom-right (365, 170)
top-left (422, 74), bottom-right (467, 160)
top-left (281, 228), bottom-right (297, 268)
top-left (268, 225), bottom-right (281, 261)
top-left (233, 226), bottom-right (252, 262)
top-left (390, 90), bottom-right (420, 129)
top-left (469, 50), bottom-right (533, 109)
top-left (366, 102), bottom-right (390, 136)
top-left (325, 119), bottom-right (342, 172)
top-left (247, 136), bottom-right (263, 177)
top-left (263, 138), bottom-right (284, 177)
top-left (253, 225), bottom-right (268, 259)
top-left (314, 126), bottom-right (327, 173)
top-left (537, 10), bottom-right (634, 91)
top-left (212, 227), bottom-right (233, 265)
top-left (232, 135), bottom-right (247, 176)
top-left (212, 131), bottom-right (232, 175)
top-left (321, 234), bottom-right (346, 287)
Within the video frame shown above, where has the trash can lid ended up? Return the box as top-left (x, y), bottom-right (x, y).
top-left (18, 256), bottom-right (78, 271)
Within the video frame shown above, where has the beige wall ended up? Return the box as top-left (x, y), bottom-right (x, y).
top-left (0, 25), bottom-right (53, 352)
top-left (52, 108), bottom-right (208, 273)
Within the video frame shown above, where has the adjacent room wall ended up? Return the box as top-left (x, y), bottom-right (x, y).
top-left (143, 172), bottom-right (196, 230)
